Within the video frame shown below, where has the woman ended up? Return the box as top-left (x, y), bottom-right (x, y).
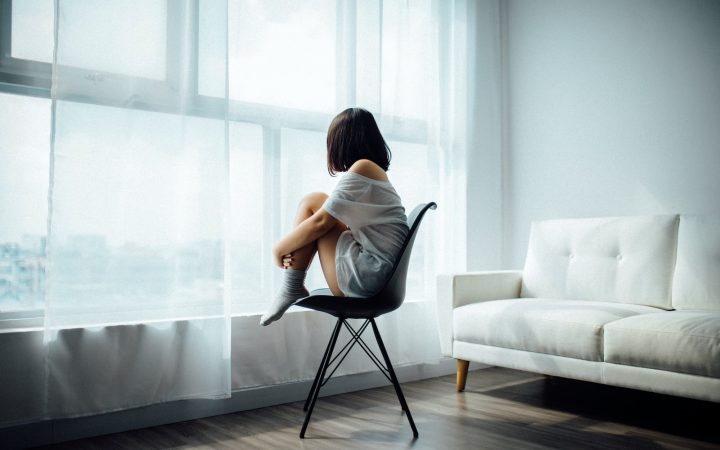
top-left (260, 108), bottom-right (409, 326)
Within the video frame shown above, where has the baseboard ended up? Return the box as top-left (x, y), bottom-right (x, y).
top-left (1, 357), bottom-right (483, 448)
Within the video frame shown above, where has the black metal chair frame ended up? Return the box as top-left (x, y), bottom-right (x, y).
top-left (294, 202), bottom-right (437, 439)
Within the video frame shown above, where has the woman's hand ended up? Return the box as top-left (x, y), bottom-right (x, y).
top-left (272, 245), bottom-right (294, 269)
top-left (272, 209), bottom-right (337, 270)
top-left (281, 253), bottom-right (294, 269)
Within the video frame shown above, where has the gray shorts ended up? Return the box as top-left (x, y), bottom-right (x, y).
top-left (335, 230), bottom-right (392, 298)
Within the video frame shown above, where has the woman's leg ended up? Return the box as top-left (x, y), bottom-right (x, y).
top-left (260, 193), bottom-right (344, 326)
top-left (284, 192), bottom-right (327, 271)
top-left (287, 192), bottom-right (345, 296)
top-left (317, 224), bottom-right (345, 297)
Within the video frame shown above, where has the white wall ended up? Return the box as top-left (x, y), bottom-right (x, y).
top-left (466, 0), bottom-right (504, 271)
top-left (503, 0), bottom-right (720, 267)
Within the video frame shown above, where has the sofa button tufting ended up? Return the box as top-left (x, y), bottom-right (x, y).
top-left (617, 254), bottom-right (623, 261)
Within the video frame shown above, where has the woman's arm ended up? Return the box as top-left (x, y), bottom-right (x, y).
top-left (272, 209), bottom-right (339, 268)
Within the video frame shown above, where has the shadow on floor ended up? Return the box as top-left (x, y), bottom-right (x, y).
top-left (468, 370), bottom-right (720, 445)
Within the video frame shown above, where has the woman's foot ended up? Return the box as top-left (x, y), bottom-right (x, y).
top-left (260, 269), bottom-right (309, 326)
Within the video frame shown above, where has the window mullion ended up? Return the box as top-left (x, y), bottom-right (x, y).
top-left (166, 0), bottom-right (199, 110)
top-left (0, 0), bottom-right (12, 60)
top-left (377, 0), bottom-right (383, 113)
top-left (263, 126), bottom-right (282, 298)
top-left (336, 0), bottom-right (356, 108)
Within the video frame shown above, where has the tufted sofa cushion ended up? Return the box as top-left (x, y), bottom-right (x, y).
top-left (673, 215), bottom-right (720, 311)
top-left (521, 215), bottom-right (679, 309)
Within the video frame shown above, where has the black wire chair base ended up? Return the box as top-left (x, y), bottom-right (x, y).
top-left (300, 317), bottom-right (419, 439)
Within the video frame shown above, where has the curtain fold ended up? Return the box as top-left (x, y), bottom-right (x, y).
top-left (44, 0), bottom-right (231, 418)
top-left (429, 0), bottom-right (474, 276)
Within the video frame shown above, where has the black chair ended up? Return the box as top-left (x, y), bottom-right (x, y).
top-left (294, 202), bottom-right (437, 439)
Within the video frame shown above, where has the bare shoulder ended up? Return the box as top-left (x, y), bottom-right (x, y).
top-left (348, 159), bottom-right (389, 181)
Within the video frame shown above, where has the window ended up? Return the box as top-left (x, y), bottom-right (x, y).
top-left (0, 0), bottom-right (435, 319)
top-left (47, 102), bottom-right (227, 325)
top-left (55, 0), bottom-right (168, 80)
top-left (0, 92), bottom-right (51, 314)
top-left (10, 0), bottom-right (53, 63)
top-left (227, 0), bottom-right (337, 113)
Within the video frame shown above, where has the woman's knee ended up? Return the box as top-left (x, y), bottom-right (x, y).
top-left (299, 192), bottom-right (328, 211)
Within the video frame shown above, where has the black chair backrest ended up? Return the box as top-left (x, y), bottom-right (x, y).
top-left (373, 202), bottom-right (437, 310)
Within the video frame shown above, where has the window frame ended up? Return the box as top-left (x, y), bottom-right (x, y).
top-left (0, 0), bottom-right (427, 137)
top-left (0, 0), bottom-right (51, 98)
top-left (0, 0), bottom-right (431, 324)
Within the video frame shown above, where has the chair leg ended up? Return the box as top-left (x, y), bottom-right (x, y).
top-left (300, 317), bottom-right (343, 439)
top-left (456, 359), bottom-right (470, 392)
top-left (369, 318), bottom-right (419, 438)
top-left (303, 319), bottom-right (343, 412)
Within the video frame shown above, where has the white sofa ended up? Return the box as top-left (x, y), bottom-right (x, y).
top-left (437, 215), bottom-right (720, 402)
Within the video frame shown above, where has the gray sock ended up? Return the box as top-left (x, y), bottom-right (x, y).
top-left (260, 269), bottom-right (309, 326)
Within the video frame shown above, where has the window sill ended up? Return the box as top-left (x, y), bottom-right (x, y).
top-left (0, 298), bottom-right (431, 333)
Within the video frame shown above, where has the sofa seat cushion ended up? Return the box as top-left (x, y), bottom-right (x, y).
top-left (453, 298), bottom-right (661, 361)
top-left (604, 311), bottom-right (720, 378)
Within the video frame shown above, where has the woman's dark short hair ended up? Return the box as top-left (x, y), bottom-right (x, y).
top-left (326, 108), bottom-right (391, 175)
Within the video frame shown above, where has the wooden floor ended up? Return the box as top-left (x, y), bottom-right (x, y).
top-left (36, 367), bottom-right (720, 450)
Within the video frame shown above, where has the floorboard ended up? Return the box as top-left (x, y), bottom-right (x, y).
top-left (34, 367), bottom-right (720, 449)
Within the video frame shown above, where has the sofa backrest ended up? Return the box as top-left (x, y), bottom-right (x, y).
top-left (672, 215), bottom-right (720, 311)
top-left (521, 215), bottom-right (679, 309)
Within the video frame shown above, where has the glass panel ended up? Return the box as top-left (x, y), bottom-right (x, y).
top-left (48, 102), bottom-right (226, 326)
top-left (228, 122), bottom-right (266, 312)
top-left (55, 0), bottom-right (167, 80)
top-left (0, 93), bottom-right (51, 312)
top-left (11, 0), bottom-right (54, 63)
top-left (388, 140), bottom-right (429, 301)
top-left (381, 0), bottom-right (432, 120)
top-left (228, 0), bottom-right (336, 112)
top-left (280, 128), bottom-right (336, 291)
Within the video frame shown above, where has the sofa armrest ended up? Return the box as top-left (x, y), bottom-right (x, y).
top-left (436, 270), bottom-right (523, 356)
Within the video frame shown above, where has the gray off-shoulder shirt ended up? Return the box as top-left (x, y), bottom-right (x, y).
top-left (321, 171), bottom-right (409, 297)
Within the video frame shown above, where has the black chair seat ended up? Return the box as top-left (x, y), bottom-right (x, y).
top-left (295, 289), bottom-right (406, 319)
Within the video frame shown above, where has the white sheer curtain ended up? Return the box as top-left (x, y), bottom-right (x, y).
top-left (45, 0), bottom-right (231, 417)
top-left (31, 0), bottom-right (476, 420)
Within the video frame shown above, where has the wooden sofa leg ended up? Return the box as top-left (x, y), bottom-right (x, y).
top-left (456, 359), bottom-right (469, 392)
